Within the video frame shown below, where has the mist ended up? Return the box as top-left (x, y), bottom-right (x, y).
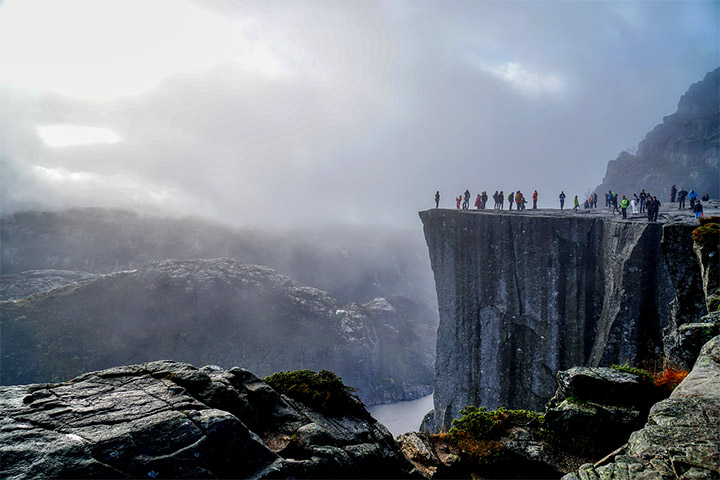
top-left (1, 0), bottom-right (718, 229)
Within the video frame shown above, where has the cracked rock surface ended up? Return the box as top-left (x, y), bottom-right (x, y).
top-left (0, 360), bottom-right (415, 479)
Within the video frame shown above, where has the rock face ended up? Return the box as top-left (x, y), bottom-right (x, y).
top-left (419, 208), bottom-right (704, 431)
top-left (0, 259), bottom-right (437, 405)
top-left (562, 335), bottom-right (720, 480)
top-left (0, 360), bottom-right (415, 479)
top-left (596, 67), bottom-right (719, 200)
top-left (544, 367), bottom-right (664, 458)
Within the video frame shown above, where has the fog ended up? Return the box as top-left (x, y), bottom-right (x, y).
top-left (1, 0), bottom-right (718, 229)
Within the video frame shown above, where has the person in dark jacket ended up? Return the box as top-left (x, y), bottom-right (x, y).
top-left (559, 191), bottom-right (566, 209)
top-left (593, 192), bottom-right (598, 208)
top-left (482, 191), bottom-right (488, 209)
top-left (702, 193), bottom-right (710, 201)
top-left (508, 191), bottom-right (515, 210)
top-left (670, 184), bottom-right (677, 202)
top-left (499, 191), bottom-right (505, 210)
top-left (435, 191), bottom-right (440, 208)
top-left (694, 201), bottom-right (703, 219)
top-left (678, 187), bottom-right (688, 209)
top-left (639, 190), bottom-right (647, 213)
top-left (649, 196), bottom-right (661, 222)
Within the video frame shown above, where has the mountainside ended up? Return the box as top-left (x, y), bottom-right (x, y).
top-left (0, 361), bottom-right (416, 479)
top-left (419, 207), bottom-right (706, 431)
top-left (596, 67), bottom-right (719, 199)
top-left (0, 258), bottom-right (437, 405)
top-left (0, 208), bottom-right (436, 307)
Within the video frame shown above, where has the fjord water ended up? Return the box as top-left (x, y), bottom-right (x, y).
top-left (369, 394), bottom-right (434, 436)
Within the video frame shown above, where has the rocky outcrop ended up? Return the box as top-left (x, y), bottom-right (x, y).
top-left (562, 335), bottom-right (720, 479)
top-left (419, 208), bottom-right (696, 431)
top-left (596, 67), bottom-right (719, 200)
top-left (0, 259), bottom-right (437, 405)
top-left (544, 367), bottom-right (664, 458)
top-left (0, 360), bottom-right (416, 479)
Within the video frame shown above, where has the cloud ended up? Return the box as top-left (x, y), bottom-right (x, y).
top-left (0, 1), bottom-right (718, 228)
top-left (478, 61), bottom-right (565, 97)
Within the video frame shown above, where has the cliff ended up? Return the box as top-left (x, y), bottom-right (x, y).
top-left (420, 208), bottom-right (705, 431)
top-left (0, 258), bottom-right (437, 405)
top-left (0, 361), bottom-right (415, 479)
top-left (595, 67), bottom-right (719, 199)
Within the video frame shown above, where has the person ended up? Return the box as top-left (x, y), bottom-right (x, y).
top-left (620, 195), bottom-right (629, 219)
top-left (593, 192), bottom-right (598, 208)
top-left (482, 191), bottom-right (488, 209)
top-left (639, 190), bottom-right (647, 213)
top-left (573, 195), bottom-right (579, 211)
top-left (583, 198), bottom-right (589, 209)
top-left (521, 193), bottom-right (527, 210)
top-left (499, 191), bottom-right (504, 210)
top-left (678, 187), bottom-right (688, 209)
top-left (559, 191), bottom-right (566, 209)
top-left (532, 190), bottom-right (538, 209)
top-left (515, 191), bottom-right (523, 210)
top-left (463, 189), bottom-right (471, 209)
top-left (670, 184), bottom-right (677, 203)
top-left (508, 191), bottom-right (515, 210)
top-left (689, 190), bottom-right (698, 209)
top-left (475, 194), bottom-right (481, 209)
top-left (456, 195), bottom-right (461, 209)
top-left (435, 191), bottom-right (440, 208)
top-left (694, 201), bottom-right (703, 219)
top-left (606, 190), bottom-right (612, 208)
top-left (631, 194), bottom-right (639, 214)
top-left (611, 193), bottom-right (620, 215)
top-left (649, 196), bottom-right (661, 222)
top-left (702, 193), bottom-right (710, 201)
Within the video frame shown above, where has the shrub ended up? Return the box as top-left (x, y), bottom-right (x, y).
top-left (263, 369), bottom-right (367, 418)
top-left (442, 406), bottom-right (544, 464)
top-left (692, 216), bottom-right (719, 248)
top-left (653, 367), bottom-right (689, 392)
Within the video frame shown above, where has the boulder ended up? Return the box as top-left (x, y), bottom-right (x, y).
top-left (562, 335), bottom-right (720, 479)
top-left (0, 361), bottom-right (416, 479)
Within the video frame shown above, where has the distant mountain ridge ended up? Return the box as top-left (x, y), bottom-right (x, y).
top-left (596, 67), bottom-right (719, 199)
top-left (0, 258), bottom-right (437, 405)
top-left (0, 207), bottom-right (436, 307)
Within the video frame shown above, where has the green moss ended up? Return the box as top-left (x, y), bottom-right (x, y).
top-left (449, 406), bottom-right (544, 440)
top-left (707, 295), bottom-right (720, 313)
top-left (610, 364), bottom-right (653, 381)
top-left (263, 369), bottom-right (367, 418)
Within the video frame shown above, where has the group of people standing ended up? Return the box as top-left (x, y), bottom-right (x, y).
top-left (435, 184), bottom-right (710, 221)
top-left (438, 189), bottom-right (540, 211)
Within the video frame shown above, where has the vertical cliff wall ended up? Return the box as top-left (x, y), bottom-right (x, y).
top-left (420, 209), bottom-right (693, 431)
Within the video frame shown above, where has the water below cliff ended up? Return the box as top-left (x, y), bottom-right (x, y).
top-left (369, 394), bottom-right (434, 436)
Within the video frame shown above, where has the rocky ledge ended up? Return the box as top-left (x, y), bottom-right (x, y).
top-left (0, 361), bottom-right (415, 479)
top-left (563, 335), bottom-right (720, 480)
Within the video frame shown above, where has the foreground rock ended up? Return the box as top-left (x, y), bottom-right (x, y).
top-left (0, 259), bottom-right (437, 404)
top-left (562, 335), bottom-right (720, 480)
top-left (0, 361), bottom-right (416, 479)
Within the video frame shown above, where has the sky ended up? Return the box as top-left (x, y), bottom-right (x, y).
top-left (1, 0), bottom-right (718, 229)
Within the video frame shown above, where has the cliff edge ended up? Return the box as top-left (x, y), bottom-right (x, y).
top-left (420, 208), bottom-right (706, 431)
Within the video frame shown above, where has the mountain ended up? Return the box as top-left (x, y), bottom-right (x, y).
top-left (595, 67), bottom-right (719, 199)
top-left (0, 258), bottom-right (437, 404)
top-left (0, 207), bottom-right (436, 307)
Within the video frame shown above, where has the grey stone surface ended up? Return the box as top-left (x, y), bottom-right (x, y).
top-left (0, 259), bottom-right (436, 405)
top-left (0, 361), bottom-right (416, 479)
top-left (561, 336), bottom-right (720, 480)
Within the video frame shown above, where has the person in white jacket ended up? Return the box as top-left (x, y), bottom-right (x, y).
top-left (631, 193), bottom-right (639, 214)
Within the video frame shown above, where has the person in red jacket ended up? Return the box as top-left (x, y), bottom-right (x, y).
top-left (456, 196), bottom-right (461, 209)
top-left (532, 190), bottom-right (538, 209)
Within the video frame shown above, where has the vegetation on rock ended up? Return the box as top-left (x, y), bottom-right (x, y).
top-left (692, 216), bottom-right (720, 248)
top-left (610, 362), bottom-right (688, 393)
top-left (263, 369), bottom-right (369, 419)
